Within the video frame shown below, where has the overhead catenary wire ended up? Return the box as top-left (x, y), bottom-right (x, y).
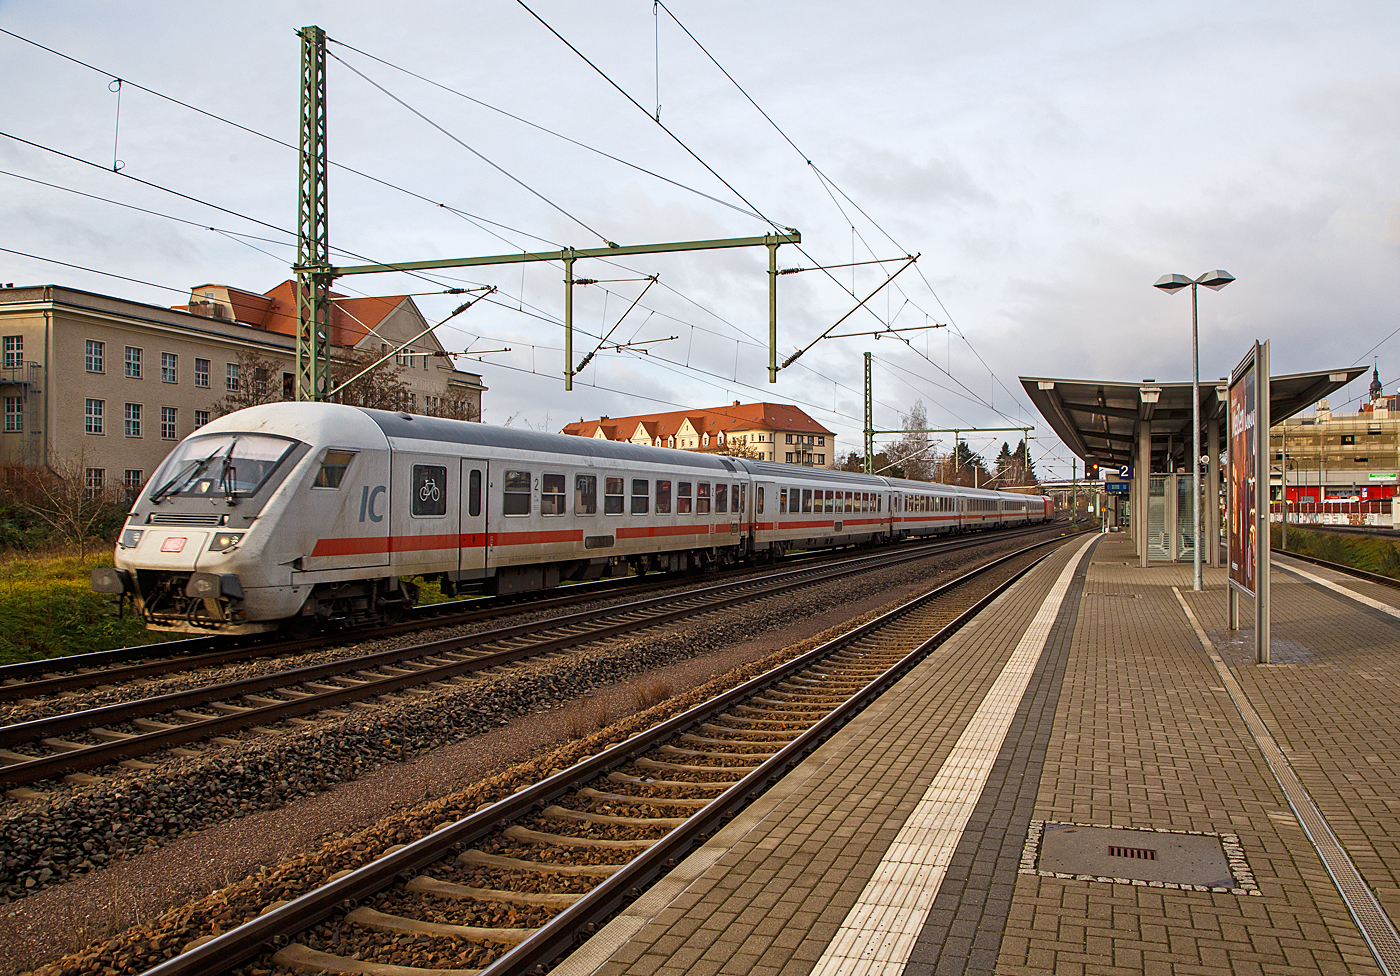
top-left (2, 24), bottom-right (894, 411)
top-left (326, 48), bottom-right (616, 249)
top-left (325, 37), bottom-right (766, 223)
top-left (643, 5), bottom-right (1034, 421)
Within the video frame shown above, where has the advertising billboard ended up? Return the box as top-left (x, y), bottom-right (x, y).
top-left (1227, 340), bottom-right (1270, 663)
top-left (1228, 352), bottom-right (1256, 595)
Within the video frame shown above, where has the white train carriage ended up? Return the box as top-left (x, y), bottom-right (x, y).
top-left (93, 402), bottom-right (1056, 634)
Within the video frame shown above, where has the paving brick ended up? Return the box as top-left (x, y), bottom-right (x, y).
top-left (553, 536), bottom-right (1398, 976)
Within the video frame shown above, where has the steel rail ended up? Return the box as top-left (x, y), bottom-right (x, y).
top-left (134, 532), bottom-right (1076, 976)
top-left (0, 527), bottom-right (1061, 787)
top-left (1271, 547), bottom-right (1400, 591)
top-left (0, 533), bottom-right (909, 700)
top-left (0, 571), bottom-right (659, 700)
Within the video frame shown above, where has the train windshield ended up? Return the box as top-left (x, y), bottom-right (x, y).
top-left (149, 432), bottom-right (299, 502)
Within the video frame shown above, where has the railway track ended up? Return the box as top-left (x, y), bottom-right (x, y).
top-left (0, 569), bottom-right (686, 703)
top-left (0, 524), bottom-right (1069, 793)
top-left (133, 531), bottom-right (1076, 976)
top-left (1271, 546), bottom-right (1400, 589)
top-left (0, 535), bottom-right (954, 704)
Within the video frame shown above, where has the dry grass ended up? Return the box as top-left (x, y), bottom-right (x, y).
top-left (631, 678), bottom-right (674, 710)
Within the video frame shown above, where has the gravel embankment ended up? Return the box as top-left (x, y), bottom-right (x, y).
top-left (2, 530), bottom-right (1069, 974)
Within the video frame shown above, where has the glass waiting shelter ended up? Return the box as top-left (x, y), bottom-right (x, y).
top-left (1021, 369), bottom-right (1367, 567)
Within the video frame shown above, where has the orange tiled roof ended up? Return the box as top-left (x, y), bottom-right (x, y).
top-left (560, 402), bottom-right (833, 442)
top-left (179, 281), bottom-right (408, 348)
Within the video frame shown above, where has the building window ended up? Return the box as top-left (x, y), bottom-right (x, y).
top-left (161, 352), bottom-right (177, 383)
top-left (3, 396), bottom-right (21, 432)
top-left (125, 346), bottom-right (142, 378)
top-left (225, 363), bottom-right (239, 391)
top-left (785, 433), bottom-right (793, 444)
top-left (817, 436), bottom-right (825, 447)
top-left (85, 398), bottom-right (104, 434)
top-left (160, 406), bottom-right (177, 440)
top-left (124, 403), bottom-right (142, 437)
top-left (2, 335), bottom-right (21, 370)
top-left (84, 467), bottom-right (105, 499)
top-left (194, 409), bottom-right (209, 428)
top-left (786, 452), bottom-right (794, 463)
top-left (283, 372), bottom-right (295, 399)
top-left (123, 469), bottom-right (143, 499)
top-left (194, 358), bottom-right (210, 388)
top-left (817, 454), bottom-right (825, 465)
top-left (85, 339), bottom-right (105, 373)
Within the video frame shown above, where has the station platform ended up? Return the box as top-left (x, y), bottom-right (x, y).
top-left (554, 533), bottom-right (1400, 976)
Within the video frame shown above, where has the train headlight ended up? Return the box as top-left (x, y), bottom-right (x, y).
top-left (208, 532), bottom-right (245, 552)
top-left (119, 528), bottom-right (144, 549)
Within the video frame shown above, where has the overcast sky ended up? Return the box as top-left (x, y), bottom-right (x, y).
top-left (2, 1), bottom-right (1396, 477)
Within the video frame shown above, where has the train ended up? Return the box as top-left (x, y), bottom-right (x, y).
top-left (91, 403), bottom-right (1054, 634)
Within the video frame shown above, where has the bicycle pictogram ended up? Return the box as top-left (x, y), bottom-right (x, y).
top-left (419, 477), bottom-right (441, 503)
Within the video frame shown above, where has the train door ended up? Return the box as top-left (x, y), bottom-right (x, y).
top-left (390, 451), bottom-right (461, 578)
top-left (460, 458), bottom-right (488, 576)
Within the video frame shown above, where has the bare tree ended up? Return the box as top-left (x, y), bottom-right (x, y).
top-left (705, 434), bottom-right (765, 460)
top-left (427, 388), bottom-right (481, 422)
top-left (22, 447), bottom-right (120, 559)
top-left (213, 349), bottom-right (290, 416)
top-left (890, 400), bottom-right (935, 481)
top-left (328, 348), bottom-right (412, 412)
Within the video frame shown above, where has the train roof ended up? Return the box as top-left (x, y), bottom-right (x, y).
top-left (363, 408), bottom-right (740, 471)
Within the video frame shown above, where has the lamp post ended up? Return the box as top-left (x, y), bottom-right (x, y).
top-left (1154, 269), bottom-right (1234, 591)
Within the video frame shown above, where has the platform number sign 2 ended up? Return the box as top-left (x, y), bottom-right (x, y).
top-left (412, 465), bottom-right (448, 517)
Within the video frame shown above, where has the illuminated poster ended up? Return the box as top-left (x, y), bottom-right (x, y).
top-left (1228, 351), bottom-right (1256, 595)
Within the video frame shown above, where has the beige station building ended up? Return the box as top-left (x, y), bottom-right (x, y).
top-left (0, 281), bottom-right (486, 497)
top-left (561, 402), bottom-right (837, 467)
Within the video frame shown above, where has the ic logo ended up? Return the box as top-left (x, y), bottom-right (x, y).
top-left (359, 485), bottom-right (386, 523)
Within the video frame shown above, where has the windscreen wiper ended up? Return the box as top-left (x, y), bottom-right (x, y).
top-left (218, 438), bottom-right (240, 503)
top-left (149, 446), bottom-right (221, 503)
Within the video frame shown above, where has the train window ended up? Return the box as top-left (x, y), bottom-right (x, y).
top-left (656, 480), bottom-right (671, 514)
top-left (677, 481), bottom-right (693, 514)
top-left (312, 450), bottom-right (356, 489)
top-left (715, 483), bottom-right (728, 514)
top-left (468, 469), bottom-right (482, 517)
top-left (820, 489), bottom-right (829, 514)
top-left (540, 474), bottom-right (566, 515)
top-left (575, 475), bottom-right (597, 515)
top-left (411, 464), bottom-right (448, 518)
top-left (779, 487), bottom-right (787, 514)
top-left (696, 482), bottom-right (711, 514)
top-left (845, 491), bottom-right (853, 513)
top-left (605, 477), bottom-right (625, 515)
top-left (631, 479), bottom-right (649, 515)
top-left (756, 486), bottom-right (763, 514)
top-left (503, 470), bottom-right (531, 515)
top-left (801, 489), bottom-right (812, 513)
top-left (733, 484), bottom-right (742, 515)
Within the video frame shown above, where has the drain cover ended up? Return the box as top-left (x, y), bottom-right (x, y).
top-left (1037, 823), bottom-right (1234, 888)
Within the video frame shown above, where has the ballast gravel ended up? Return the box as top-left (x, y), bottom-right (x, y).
top-left (0, 530), bottom-right (1069, 975)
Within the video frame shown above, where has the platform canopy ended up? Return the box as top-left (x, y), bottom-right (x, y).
top-left (1021, 367), bottom-right (1366, 470)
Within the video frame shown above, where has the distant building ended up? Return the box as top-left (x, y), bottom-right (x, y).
top-left (0, 281), bottom-right (486, 496)
top-left (1271, 372), bottom-right (1400, 503)
top-left (561, 401), bottom-right (836, 467)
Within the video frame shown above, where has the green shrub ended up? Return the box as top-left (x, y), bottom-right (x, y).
top-left (0, 551), bottom-right (175, 665)
top-left (1272, 523), bottom-right (1400, 580)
